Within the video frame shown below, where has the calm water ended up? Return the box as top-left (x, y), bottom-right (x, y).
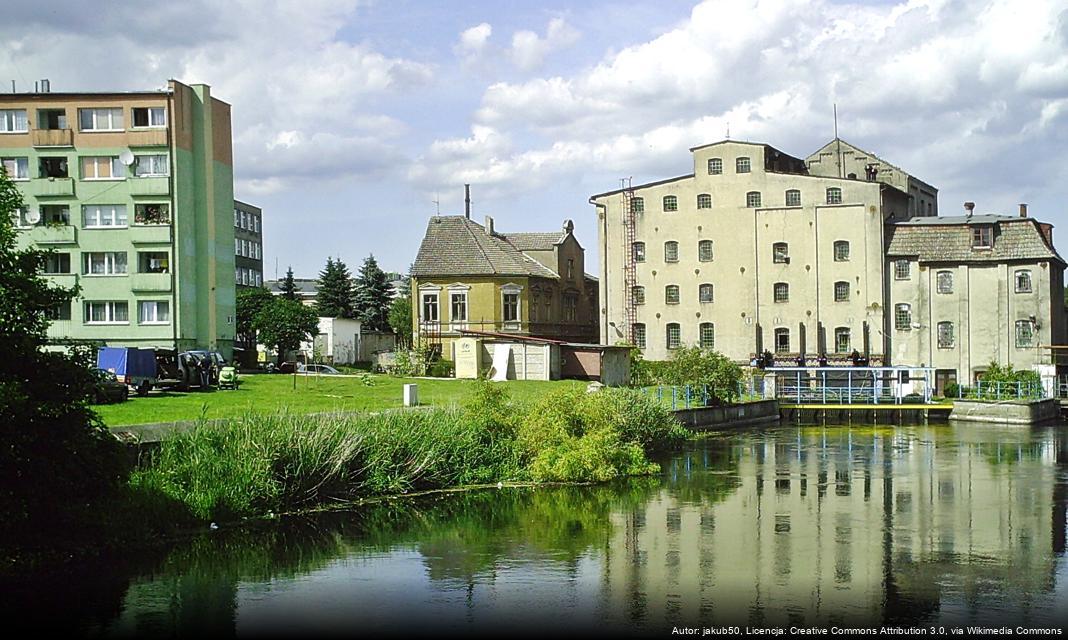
top-left (7, 423), bottom-right (1068, 636)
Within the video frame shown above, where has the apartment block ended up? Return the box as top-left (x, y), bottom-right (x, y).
top-left (1, 80), bottom-right (236, 357)
top-left (234, 199), bottom-right (263, 288)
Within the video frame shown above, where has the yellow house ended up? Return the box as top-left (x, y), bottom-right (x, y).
top-left (411, 215), bottom-right (599, 359)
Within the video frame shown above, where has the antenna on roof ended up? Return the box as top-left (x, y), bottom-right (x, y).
top-left (432, 192), bottom-right (440, 215)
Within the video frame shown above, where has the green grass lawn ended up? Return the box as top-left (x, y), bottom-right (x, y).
top-left (95, 373), bottom-right (588, 427)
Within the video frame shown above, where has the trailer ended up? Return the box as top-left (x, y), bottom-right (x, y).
top-left (97, 347), bottom-right (158, 396)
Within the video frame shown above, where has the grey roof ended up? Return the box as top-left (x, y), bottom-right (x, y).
top-left (887, 216), bottom-right (1063, 264)
top-left (412, 216), bottom-right (560, 278)
top-left (506, 232), bottom-right (566, 251)
top-left (265, 278), bottom-right (319, 295)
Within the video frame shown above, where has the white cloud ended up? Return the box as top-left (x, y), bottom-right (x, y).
top-left (509, 17), bottom-right (580, 71)
top-left (456, 22), bottom-right (493, 66)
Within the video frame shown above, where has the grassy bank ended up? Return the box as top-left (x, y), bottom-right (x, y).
top-left (130, 383), bottom-right (689, 523)
top-left (96, 374), bottom-right (587, 427)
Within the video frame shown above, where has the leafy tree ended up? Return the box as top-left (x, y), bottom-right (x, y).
top-left (236, 286), bottom-right (275, 344)
top-left (641, 346), bottom-right (743, 403)
top-left (0, 168), bottom-right (127, 534)
top-left (388, 296), bottom-right (413, 348)
top-left (353, 254), bottom-right (392, 331)
top-left (280, 266), bottom-right (298, 301)
top-left (253, 298), bottom-right (320, 364)
top-left (315, 256), bottom-right (355, 318)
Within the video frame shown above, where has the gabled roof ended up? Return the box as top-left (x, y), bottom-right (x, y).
top-left (412, 216), bottom-right (560, 278)
top-left (506, 232), bottom-right (566, 251)
top-left (887, 216), bottom-right (1063, 264)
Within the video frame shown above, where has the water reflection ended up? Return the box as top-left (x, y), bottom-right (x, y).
top-left (4, 423), bottom-right (1068, 635)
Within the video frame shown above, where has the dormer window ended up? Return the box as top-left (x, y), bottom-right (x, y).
top-left (972, 226), bottom-right (993, 248)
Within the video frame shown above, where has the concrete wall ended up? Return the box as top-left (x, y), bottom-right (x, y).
top-left (949, 398), bottom-right (1061, 424)
top-left (672, 399), bottom-right (780, 430)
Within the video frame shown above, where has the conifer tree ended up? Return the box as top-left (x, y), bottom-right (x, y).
top-left (280, 266), bottom-right (298, 301)
top-left (315, 256), bottom-right (355, 318)
top-left (353, 254), bottom-right (392, 331)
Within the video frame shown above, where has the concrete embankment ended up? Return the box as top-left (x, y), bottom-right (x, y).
top-left (674, 399), bottom-right (780, 430)
top-left (949, 398), bottom-right (1062, 425)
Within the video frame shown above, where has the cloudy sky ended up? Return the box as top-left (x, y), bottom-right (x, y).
top-left (4, 0), bottom-right (1067, 277)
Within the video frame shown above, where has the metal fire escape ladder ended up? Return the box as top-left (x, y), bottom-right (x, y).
top-left (621, 178), bottom-right (637, 344)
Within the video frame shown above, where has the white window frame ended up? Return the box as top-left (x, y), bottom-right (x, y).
top-left (1, 157), bottom-right (29, 180)
top-left (665, 284), bottom-right (680, 305)
top-left (785, 189), bottom-right (801, 207)
top-left (501, 283), bottom-right (522, 328)
top-left (895, 303), bottom-right (912, 330)
top-left (419, 285), bottom-right (440, 326)
top-left (1015, 270), bottom-right (1033, 294)
top-left (826, 187), bottom-right (842, 205)
top-left (699, 283), bottom-right (714, 303)
top-left (697, 193), bottom-right (712, 209)
top-left (631, 197), bottom-right (644, 214)
top-left (746, 191), bottom-right (761, 208)
top-left (448, 284), bottom-right (469, 329)
top-left (632, 241), bottom-right (646, 263)
top-left (132, 106), bottom-right (167, 129)
top-left (134, 154), bottom-right (169, 177)
top-left (662, 195), bottom-right (678, 212)
top-left (666, 323), bottom-right (681, 350)
top-left (894, 260), bottom-right (910, 280)
top-left (698, 240), bottom-right (713, 262)
top-left (708, 158), bottom-right (722, 175)
top-left (83, 251), bottom-right (128, 276)
top-left (699, 323), bottom-right (715, 349)
top-left (138, 300), bottom-right (171, 325)
top-left (774, 282), bottom-right (789, 303)
top-left (835, 327), bottom-right (851, 353)
top-left (936, 271), bottom-right (953, 294)
top-left (0, 109), bottom-right (28, 133)
top-left (833, 240), bottom-right (849, 262)
top-left (834, 281), bottom-right (849, 302)
top-left (84, 301), bottom-right (129, 325)
top-left (664, 241), bottom-right (679, 263)
top-left (79, 107), bottom-right (124, 132)
top-left (774, 328), bottom-right (790, 353)
top-left (81, 156), bottom-right (125, 181)
top-left (736, 157), bottom-right (751, 173)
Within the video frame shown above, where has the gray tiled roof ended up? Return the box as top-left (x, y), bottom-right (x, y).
top-left (505, 232), bottom-right (566, 251)
top-left (412, 216), bottom-right (560, 278)
top-left (887, 217), bottom-right (1063, 264)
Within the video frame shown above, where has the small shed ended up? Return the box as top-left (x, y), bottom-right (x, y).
top-left (454, 331), bottom-right (629, 385)
top-left (560, 344), bottom-right (631, 386)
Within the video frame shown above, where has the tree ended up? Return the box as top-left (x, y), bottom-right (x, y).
top-left (315, 256), bottom-right (355, 318)
top-left (389, 296), bottom-right (412, 348)
top-left (280, 266), bottom-right (298, 301)
top-left (253, 298), bottom-right (320, 365)
top-left (353, 254), bottom-right (392, 331)
top-left (0, 168), bottom-right (127, 534)
top-left (236, 286), bottom-right (275, 344)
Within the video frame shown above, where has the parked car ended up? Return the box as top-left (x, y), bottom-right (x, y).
top-left (90, 369), bottom-right (129, 404)
top-left (298, 364), bottom-right (340, 375)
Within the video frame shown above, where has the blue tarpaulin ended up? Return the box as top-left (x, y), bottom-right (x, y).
top-left (97, 347), bottom-right (157, 383)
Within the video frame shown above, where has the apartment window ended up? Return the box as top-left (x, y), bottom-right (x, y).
top-left (972, 226), bottom-right (993, 248)
top-left (9, 207), bottom-right (30, 228)
top-left (631, 197), bottom-right (644, 214)
top-left (47, 301), bottom-right (71, 321)
top-left (83, 205), bottom-right (127, 228)
top-left (774, 328), bottom-right (790, 353)
top-left (708, 158), bottom-right (722, 175)
top-left (421, 292), bottom-right (439, 323)
top-left (698, 240), bottom-right (713, 262)
top-left (234, 238), bottom-right (241, 256)
top-left (1, 157), bottom-right (28, 180)
top-left (774, 282), bottom-right (789, 303)
top-left (699, 283), bottom-right (714, 303)
top-left (834, 281), bottom-right (849, 302)
top-left (736, 157), bottom-right (751, 173)
top-left (697, 193), bottom-right (712, 209)
top-left (450, 291), bottom-right (468, 323)
top-left (253, 216), bottom-right (260, 233)
top-left (633, 323), bottom-right (647, 348)
top-left (663, 195), bottom-right (678, 212)
top-left (632, 241), bottom-right (646, 263)
top-left (0, 109), bottom-right (29, 133)
top-left (38, 109), bottom-right (66, 130)
top-left (132, 107), bottom-right (166, 128)
top-left (79, 108), bottom-right (123, 132)
top-left (139, 301), bottom-right (170, 324)
top-left (39, 157), bottom-right (68, 178)
top-left (833, 240), bottom-right (849, 262)
top-left (563, 293), bottom-right (578, 321)
top-left (138, 251), bottom-right (169, 273)
top-left (895, 303), bottom-right (912, 330)
top-left (1015, 270), bottom-right (1033, 293)
top-left (700, 323), bottom-right (715, 349)
top-left (937, 321), bottom-right (955, 349)
top-left (502, 291), bottom-right (520, 323)
top-left (834, 327), bottom-right (851, 353)
top-left (84, 301), bottom-right (129, 324)
top-left (894, 259), bottom-right (910, 280)
top-left (135, 203), bottom-right (170, 225)
top-left (43, 253), bottom-right (71, 274)
top-left (746, 191), bottom-right (762, 208)
top-left (665, 284), bottom-right (680, 304)
top-left (1016, 320), bottom-right (1035, 348)
top-left (81, 156), bottom-right (125, 180)
top-left (83, 252), bottom-right (127, 276)
top-left (773, 242), bottom-right (789, 263)
top-left (631, 286), bottom-right (645, 305)
top-left (664, 241), bottom-right (679, 262)
top-left (134, 154), bottom-right (169, 177)
top-left (785, 189), bottom-right (801, 207)
top-left (666, 323), bottom-right (681, 350)
top-left (826, 187), bottom-right (842, 204)
top-left (936, 270), bottom-right (953, 294)
top-left (38, 205), bottom-right (68, 225)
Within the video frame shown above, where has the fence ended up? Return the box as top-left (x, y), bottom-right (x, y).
top-left (642, 381), bottom-right (761, 411)
top-left (954, 380), bottom-right (1046, 401)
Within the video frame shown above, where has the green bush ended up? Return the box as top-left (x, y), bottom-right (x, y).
top-left (943, 382), bottom-right (961, 398)
top-left (428, 358), bottom-right (454, 378)
top-left (629, 345), bottom-right (743, 403)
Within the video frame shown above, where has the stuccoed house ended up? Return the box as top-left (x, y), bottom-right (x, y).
top-left (2, 79), bottom-right (237, 358)
top-left (411, 214), bottom-right (624, 382)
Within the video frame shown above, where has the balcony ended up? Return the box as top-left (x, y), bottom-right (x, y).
top-left (26, 224), bottom-right (76, 244)
top-left (126, 129), bottom-right (169, 147)
top-left (130, 272), bottom-right (172, 292)
top-left (29, 177), bottom-right (75, 198)
top-left (32, 129), bottom-right (73, 147)
top-left (45, 273), bottom-right (78, 288)
top-left (129, 225), bottom-right (172, 244)
top-left (129, 177), bottom-right (170, 196)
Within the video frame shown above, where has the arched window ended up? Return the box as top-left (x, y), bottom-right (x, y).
top-left (833, 240), bottom-right (849, 261)
top-left (699, 283), bottom-right (714, 303)
top-left (936, 270), bottom-right (953, 294)
top-left (664, 241), bottom-right (679, 262)
top-left (699, 323), bottom-right (715, 349)
top-left (834, 281), bottom-right (849, 302)
top-left (633, 323), bottom-right (646, 348)
top-left (631, 286), bottom-right (645, 305)
top-left (826, 187), bottom-right (842, 204)
top-left (708, 158), bottom-right (722, 175)
top-left (663, 195), bottom-right (678, 212)
top-left (666, 323), bottom-right (682, 349)
top-left (665, 285), bottom-right (680, 304)
top-left (785, 189), bottom-right (801, 207)
top-left (697, 193), bottom-right (712, 209)
top-left (736, 157), bottom-right (751, 173)
top-left (1015, 270), bottom-right (1032, 293)
top-left (632, 241), bottom-right (645, 263)
top-left (834, 327), bottom-right (851, 353)
top-left (773, 282), bottom-right (789, 303)
top-left (630, 197), bottom-right (644, 214)
top-left (774, 327), bottom-right (790, 353)
top-left (746, 191), bottom-right (762, 208)
top-left (937, 321), bottom-right (954, 348)
top-left (895, 303), bottom-right (912, 330)
top-left (698, 240), bottom-right (714, 262)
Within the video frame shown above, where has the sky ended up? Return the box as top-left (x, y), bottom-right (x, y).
top-left (3, 0), bottom-right (1068, 278)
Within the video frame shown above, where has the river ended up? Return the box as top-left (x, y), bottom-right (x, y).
top-left (6, 422), bottom-right (1068, 636)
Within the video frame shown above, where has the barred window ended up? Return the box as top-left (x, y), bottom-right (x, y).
top-left (894, 260), bottom-right (910, 280)
top-left (633, 323), bottom-right (646, 348)
top-left (774, 282), bottom-right (789, 303)
top-left (774, 328), bottom-right (790, 353)
top-left (1016, 320), bottom-right (1035, 348)
top-left (631, 197), bottom-right (644, 214)
top-left (785, 189), bottom-right (801, 207)
top-left (699, 323), bottom-right (715, 349)
top-left (833, 240), bottom-right (849, 261)
top-left (631, 286), bottom-right (645, 305)
top-left (665, 285), bottom-right (680, 304)
top-left (697, 193), bottom-right (712, 209)
top-left (937, 321), bottom-right (955, 348)
top-left (937, 271), bottom-right (953, 294)
top-left (708, 158), bottom-right (722, 175)
top-left (826, 187), bottom-right (842, 204)
top-left (632, 242), bottom-right (646, 263)
top-left (699, 283), bottom-right (714, 303)
top-left (663, 195), bottom-right (678, 212)
top-left (1015, 270), bottom-right (1032, 293)
top-left (895, 303), bottom-right (912, 330)
top-left (664, 241), bottom-right (679, 262)
top-left (746, 191), bottom-right (762, 208)
top-left (698, 240), bottom-right (713, 262)
top-left (666, 323), bottom-right (682, 349)
top-left (834, 327), bottom-right (851, 353)
top-left (736, 157), bottom-right (751, 173)
top-left (834, 281), bottom-right (849, 302)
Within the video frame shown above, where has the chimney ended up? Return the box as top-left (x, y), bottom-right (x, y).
top-left (40, 79), bottom-right (50, 93)
top-left (484, 215), bottom-right (494, 236)
top-left (1019, 203), bottom-right (1028, 218)
top-left (464, 184), bottom-right (471, 219)
top-left (964, 201), bottom-right (975, 217)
